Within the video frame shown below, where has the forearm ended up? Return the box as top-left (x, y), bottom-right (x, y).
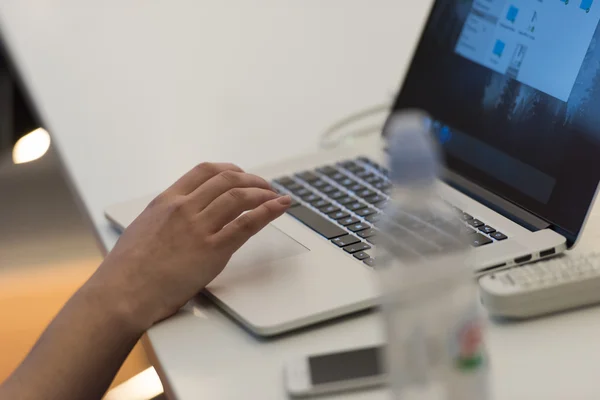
top-left (0, 162), bottom-right (289, 400)
top-left (0, 271), bottom-right (147, 400)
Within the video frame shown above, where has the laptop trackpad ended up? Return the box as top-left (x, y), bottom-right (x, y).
top-left (219, 224), bottom-right (309, 278)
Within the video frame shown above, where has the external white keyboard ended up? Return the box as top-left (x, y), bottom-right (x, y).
top-left (479, 253), bottom-right (600, 318)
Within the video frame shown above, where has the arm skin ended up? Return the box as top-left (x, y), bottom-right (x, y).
top-left (0, 162), bottom-right (291, 400)
top-left (0, 277), bottom-right (147, 400)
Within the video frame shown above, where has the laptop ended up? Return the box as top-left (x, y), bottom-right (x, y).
top-left (106, 0), bottom-right (600, 336)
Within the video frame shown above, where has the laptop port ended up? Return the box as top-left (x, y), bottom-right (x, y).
top-left (514, 255), bottom-right (533, 264)
top-left (540, 248), bottom-right (556, 258)
top-left (478, 263), bottom-right (506, 273)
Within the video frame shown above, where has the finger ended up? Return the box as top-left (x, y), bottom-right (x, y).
top-left (199, 188), bottom-right (281, 232)
top-left (165, 162), bottom-right (244, 196)
top-left (188, 171), bottom-right (273, 212)
top-left (213, 195), bottom-right (292, 251)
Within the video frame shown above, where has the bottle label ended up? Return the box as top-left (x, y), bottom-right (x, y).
top-left (449, 307), bottom-right (485, 372)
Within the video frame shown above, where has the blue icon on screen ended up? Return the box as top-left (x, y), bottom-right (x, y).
top-left (506, 5), bottom-right (519, 22)
top-left (493, 40), bottom-right (506, 57)
top-left (581, 0), bottom-right (593, 12)
top-left (439, 126), bottom-right (452, 144)
top-left (563, 0), bottom-right (594, 11)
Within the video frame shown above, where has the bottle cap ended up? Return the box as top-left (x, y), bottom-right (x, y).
top-left (385, 110), bottom-right (440, 185)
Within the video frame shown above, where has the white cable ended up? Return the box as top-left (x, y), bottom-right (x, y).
top-left (319, 103), bottom-right (392, 150)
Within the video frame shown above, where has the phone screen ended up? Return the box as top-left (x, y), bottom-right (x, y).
top-left (308, 346), bottom-right (383, 385)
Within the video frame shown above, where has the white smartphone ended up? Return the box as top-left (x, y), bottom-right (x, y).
top-left (284, 346), bottom-right (386, 398)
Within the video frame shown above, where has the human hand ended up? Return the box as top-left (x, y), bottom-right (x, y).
top-left (90, 162), bottom-right (291, 331)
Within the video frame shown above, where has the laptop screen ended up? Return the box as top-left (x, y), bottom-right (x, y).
top-left (393, 0), bottom-right (600, 240)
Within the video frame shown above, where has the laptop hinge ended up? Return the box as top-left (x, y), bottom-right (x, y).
top-left (443, 169), bottom-right (551, 232)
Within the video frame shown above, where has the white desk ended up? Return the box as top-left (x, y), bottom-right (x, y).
top-left (2, 1), bottom-right (600, 399)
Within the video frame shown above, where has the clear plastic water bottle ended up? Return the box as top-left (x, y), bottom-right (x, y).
top-left (377, 111), bottom-right (489, 400)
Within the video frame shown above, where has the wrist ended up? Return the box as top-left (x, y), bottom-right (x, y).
top-left (81, 266), bottom-right (154, 336)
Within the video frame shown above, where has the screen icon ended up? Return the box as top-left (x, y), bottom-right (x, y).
top-left (528, 11), bottom-right (537, 32)
top-left (493, 40), bottom-right (506, 57)
top-left (506, 5), bottom-right (519, 23)
top-left (438, 126), bottom-right (452, 144)
top-left (581, 0), bottom-right (594, 12)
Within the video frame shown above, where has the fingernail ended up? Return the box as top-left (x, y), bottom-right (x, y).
top-left (278, 195), bottom-right (292, 205)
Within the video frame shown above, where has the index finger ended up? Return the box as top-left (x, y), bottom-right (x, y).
top-left (212, 195), bottom-right (292, 252)
top-left (165, 162), bottom-right (244, 196)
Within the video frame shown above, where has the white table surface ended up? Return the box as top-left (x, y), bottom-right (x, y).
top-left (2, 1), bottom-right (600, 399)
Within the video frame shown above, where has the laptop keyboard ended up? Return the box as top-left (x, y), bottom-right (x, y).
top-left (273, 156), bottom-right (508, 267)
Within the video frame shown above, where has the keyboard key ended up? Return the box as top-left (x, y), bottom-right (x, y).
top-left (329, 191), bottom-right (346, 200)
top-left (357, 228), bottom-right (377, 239)
top-left (332, 235), bottom-right (361, 247)
top-left (339, 216), bottom-right (360, 226)
top-left (349, 183), bottom-right (366, 192)
top-left (303, 194), bottom-right (321, 203)
top-left (289, 196), bottom-right (300, 207)
top-left (356, 170), bottom-right (374, 180)
top-left (351, 167), bottom-right (367, 176)
top-left (309, 179), bottom-right (327, 189)
top-left (285, 182), bottom-right (302, 192)
top-left (287, 206), bottom-right (347, 239)
top-left (340, 160), bottom-right (362, 173)
top-left (355, 207), bottom-right (376, 217)
top-left (347, 222), bottom-right (371, 232)
top-left (366, 236), bottom-right (381, 245)
top-left (365, 176), bottom-right (382, 185)
top-left (312, 199), bottom-right (329, 208)
top-left (317, 166), bottom-right (338, 176)
top-left (340, 178), bottom-right (357, 187)
top-left (479, 225), bottom-right (496, 234)
top-left (353, 251), bottom-right (371, 261)
top-left (374, 181), bottom-right (391, 191)
top-left (370, 159), bottom-right (388, 173)
top-left (462, 213), bottom-right (473, 221)
top-left (363, 258), bottom-right (376, 267)
top-left (470, 233), bottom-right (493, 247)
top-left (273, 185), bottom-right (285, 194)
top-left (357, 189), bottom-right (376, 198)
top-left (467, 219), bottom-right (484, 228)
top-left (275, 177), bottom-right (295, 187)
top-left (331, 172), bottom-right (347, 182)
top-left (347, 201), bottom-right (367, 212)
top-left (365, 214), bottom-right (380, 223)
top-left (329, 210), bottom-right (350, 220)
top-left (321, 185), bottom-right (336, 194)
top-left (396, 215), bottom-right (425, 231)
top-left (491, 231), bottom-right (508, 241)
top-left (320, 204), bottom-right (340, 214)
top-left (337, 196), bottom-right (355, 206)
top-left (296, 171), bottom-right (319, 183)
top-left (365, 194), bottom-right (386, 204)
top-left (293, 187), bottom-right (311, 197)
top-left (343, 242), bottom-right (372, 254)
top-left (361, 158), bottom-right (386, 172)
top-left (460, 225), bottom-right (476, 236)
